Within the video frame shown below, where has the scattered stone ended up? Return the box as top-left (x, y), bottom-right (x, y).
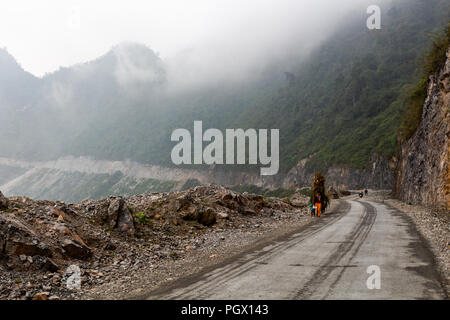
top-left (42, 258), bottom-right (59, 272)
top-left (217, 212), bottom-right (229, 219)
top-left (242, 208), bottom-right (256, 215)
top-left (198, 207), bottom-right (216, 226)
top-left (62, 239), bottom-right (92, 260)
top-left (33, 292), bottom-right (49, 300)
top-left (104, 242), bottom-right (117, 251)
top-left (0, 184), bottom-right (310, 300)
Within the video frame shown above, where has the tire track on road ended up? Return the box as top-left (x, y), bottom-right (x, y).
top-left (145, 201), bottom-right (351, 299)
top-left (294, 200), bottom-right (377, 299)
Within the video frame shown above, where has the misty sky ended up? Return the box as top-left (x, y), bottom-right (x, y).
top-left (0, 0), bottom-right (378, 77)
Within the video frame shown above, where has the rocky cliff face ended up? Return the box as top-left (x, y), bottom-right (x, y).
top-left (393, 48), bottom-right (450, 211)
top-left (282, 154), bottom-right (395, 190)
top-left (0, 153), bottom-right (394, 203)
top-left (210, 153), bottom-right (395, 191)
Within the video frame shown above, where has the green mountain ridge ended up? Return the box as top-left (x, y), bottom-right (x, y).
top-left (0, 0), bottom-right (449, 181)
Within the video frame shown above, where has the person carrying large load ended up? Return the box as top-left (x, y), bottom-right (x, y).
top-left (309, 172), bottom-right (329, 217)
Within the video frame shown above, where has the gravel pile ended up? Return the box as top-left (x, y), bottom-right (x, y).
top-left (0, 185), bottom-right (312, 300)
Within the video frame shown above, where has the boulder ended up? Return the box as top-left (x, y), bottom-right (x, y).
top-left (107, 198), bottom-right (122, 228)
top-left (169, 194), bottom-right (193, 212)
top-left (61, 239), bottom-right (92, 260)
top-left (181, 206), bottom-right (216, 226)
top-left (0, 214), bottom-right (52, 258)
top-left (182, 206), bottom-right (199, 221)
top-left (106, 197), bottom-right (135, 236)
top-left (117, 205), bottom-right (135, 236)
top-left (41, 257), bottom-right (59, 272)
top-left (221, 193), bottom-right (233, 201)
top-left (33, 292), bottom-right (50, 300)
top-left (198, 207), bottom-right (216, 226)
top-left (235, 194), bottom-right (249, 206)
top-left (0, 191), bottom-right (9, 210)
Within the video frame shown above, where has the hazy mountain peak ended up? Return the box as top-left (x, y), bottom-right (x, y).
top-left (0, 48), bottom-right (36, 80)
top-left (111, 42), bottom-right (158, 55)
top-left (40, 41), bottom-right (166, 105)
top-left (0, 47), bottom-right (18, 67)
top-left (0, 48), bottom-right (39, 107)
top-left (108, 42), bottom-right (165, 87)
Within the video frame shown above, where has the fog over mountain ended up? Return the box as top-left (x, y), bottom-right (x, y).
top-left (1, 0), bottom-right (380, 79)
top-left (1, 0), bottom-right (450, 305)
top-left (0, 0), bottom-right (449, 201)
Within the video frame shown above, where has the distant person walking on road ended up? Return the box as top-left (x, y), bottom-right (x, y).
top-left (308, 203), bottom-right (315, 217)
top-left (314, 192), bottom-right (322, 217)
top-left (309, 172), bottom-right (330, 218)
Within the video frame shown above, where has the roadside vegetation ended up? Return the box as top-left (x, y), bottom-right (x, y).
top-left (399, 22), bottom-right (450, 141)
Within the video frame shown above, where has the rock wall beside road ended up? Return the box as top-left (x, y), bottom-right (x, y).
top-left (393, 48), bottom-right (450, 211)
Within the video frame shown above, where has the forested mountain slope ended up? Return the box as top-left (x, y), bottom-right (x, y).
top-left (65, 0), bottom-right (450, 174)
top-left (0, 0), bottom-right (449, 196)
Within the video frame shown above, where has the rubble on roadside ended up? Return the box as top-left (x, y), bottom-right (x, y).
top-left (0, 185), bottom-right (309, 300)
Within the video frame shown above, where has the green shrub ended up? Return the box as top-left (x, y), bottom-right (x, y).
top-left (399, 23), bottom-right (450, 141)
top-left (135, 211), bottom-right (149, 224)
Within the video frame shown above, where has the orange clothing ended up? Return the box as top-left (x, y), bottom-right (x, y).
top-left (315, 202), bottom-right (322, 217)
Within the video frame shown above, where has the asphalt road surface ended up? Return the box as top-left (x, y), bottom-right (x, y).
top-left (146, 198), bottom-right (447, 300)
